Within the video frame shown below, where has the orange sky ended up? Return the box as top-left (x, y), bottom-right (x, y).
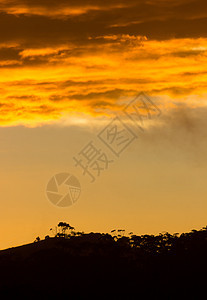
top-left (0, 0), bottom-right (207, 249)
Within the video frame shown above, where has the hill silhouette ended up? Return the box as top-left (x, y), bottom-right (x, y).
top-left (0, 223), bottom-right (207, 298)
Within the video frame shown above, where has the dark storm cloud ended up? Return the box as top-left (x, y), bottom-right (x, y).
top-left (49, 89), bottom-right (131, 102)
top-left (0, 47), bottom-right (22, 60)
top-left (0, 0), bottom-right (206, 49)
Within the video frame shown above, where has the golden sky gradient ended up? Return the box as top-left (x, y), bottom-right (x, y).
top-left (0, 0), bottom-right (207, 249)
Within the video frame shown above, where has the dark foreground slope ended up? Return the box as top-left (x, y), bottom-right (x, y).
top-left (0, 228), bottom-right (207, 299)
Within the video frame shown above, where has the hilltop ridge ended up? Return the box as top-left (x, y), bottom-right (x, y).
top-left (0, 225), bottom-right (207, 298)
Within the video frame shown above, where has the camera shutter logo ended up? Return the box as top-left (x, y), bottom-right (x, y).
top-left (46, 173), bottom-right (81, 207)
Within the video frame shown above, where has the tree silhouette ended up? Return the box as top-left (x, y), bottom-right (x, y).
top-left (56, 222), bottom-right (75, 238)
top-left (34, 236), bottom-right (40, 242)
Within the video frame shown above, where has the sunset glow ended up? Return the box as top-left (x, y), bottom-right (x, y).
top-left (0, 0), bottom-right (207, 250)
